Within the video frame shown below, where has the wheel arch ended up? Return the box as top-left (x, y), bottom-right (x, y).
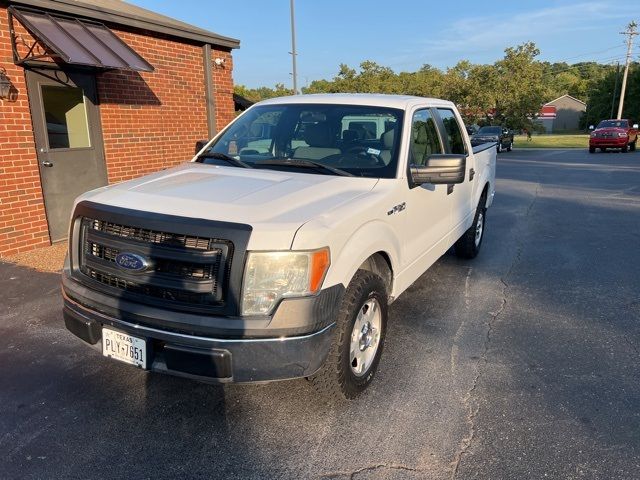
top-left (357, 251), bottom-right (393, 295)
top-left (478, 181), bottom-right (490, 208)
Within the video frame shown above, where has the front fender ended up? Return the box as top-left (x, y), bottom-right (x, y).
top-left (292, 218), bottom-right (402, 296)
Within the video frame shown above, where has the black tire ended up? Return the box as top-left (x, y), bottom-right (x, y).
top-left (497, 142), bottom-right (502, 153)
top-left (454, 197), bottom-right (487, 259)
top-left (621, 144), bottom-right (628, 153)
top-left (309, 270), bottom-right (388, 401)
top-left (589, 146), bottom-right (596, 153)
top-left (507, 141), bottom-right (513, 152)
top-left (630, 141), bottom-right (637, 152)
top-left (601, 147), bottom-right (607, 152)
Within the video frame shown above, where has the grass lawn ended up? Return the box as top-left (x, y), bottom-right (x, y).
top-left (514, 134), bottom-right (589, 149)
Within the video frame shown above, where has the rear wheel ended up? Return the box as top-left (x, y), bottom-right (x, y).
top-left (507, 141), bottom-right (513, 152)
top-left (455, 197), bottom-right (486, 259)
top-left (309, 270), bottom-right (388, 401)
top-left (589, 146), bottom-right (596, 153)
top-left (497, 143), bottom-right (502, 153)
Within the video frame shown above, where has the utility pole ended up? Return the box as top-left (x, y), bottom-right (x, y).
top-left (610, 62), bottom-right (621, 119)
top-left (617, 21), bottom-right (637, 119)
top-left (289, 0), bottom-right (298, 95)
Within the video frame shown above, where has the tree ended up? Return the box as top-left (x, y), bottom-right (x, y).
top-left (582, 62), bottom-right (639, 127)
top-left (233, 83), bottom-right (293, 102)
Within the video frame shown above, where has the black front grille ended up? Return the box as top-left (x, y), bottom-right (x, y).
top-left (90, 219), bottom-right (213, 250)
top-left (79, 217), bottom-right (232, 310)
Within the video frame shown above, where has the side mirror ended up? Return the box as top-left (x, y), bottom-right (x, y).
top-left (195, 139), bottom-right (209, 155)
top-left (589, 125), bottom-right (595, 131)
top-left (410, 154), bottom-right (466, 186)
top-left (633, 124), bottom-right (638, 129)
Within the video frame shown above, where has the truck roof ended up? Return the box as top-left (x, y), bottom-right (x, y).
top-left (256, 93), bottom-right (455, 110)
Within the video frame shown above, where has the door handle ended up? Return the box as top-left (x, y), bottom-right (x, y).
top-left (42, 160), bottom-right (54, 167)
top-left (469, 168), bottom-right (475, 181)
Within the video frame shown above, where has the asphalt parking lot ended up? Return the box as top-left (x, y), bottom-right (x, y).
top-left (1, 148), bottom-right (639, 479)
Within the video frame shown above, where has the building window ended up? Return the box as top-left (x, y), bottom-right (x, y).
top-left (41, 85), bottom-right (91, 149)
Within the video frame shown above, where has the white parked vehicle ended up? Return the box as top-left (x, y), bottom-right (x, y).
top-left (62, 94), bottom-right (496, 400)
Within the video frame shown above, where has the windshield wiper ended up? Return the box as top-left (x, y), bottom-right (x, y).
top-left (198, 152), bottom-right (252, 168)
top-left (255, 159), bottom-right (353, 177)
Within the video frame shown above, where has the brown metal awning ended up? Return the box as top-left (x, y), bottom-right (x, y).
top-left (9, 7), bottom-right (154, 72)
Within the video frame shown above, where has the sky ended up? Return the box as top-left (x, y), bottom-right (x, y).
top-left (128, 0), bottom-right (637, 88)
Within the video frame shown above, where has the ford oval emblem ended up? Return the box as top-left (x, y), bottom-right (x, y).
top-left (114, 252), bottom-right (150, 272)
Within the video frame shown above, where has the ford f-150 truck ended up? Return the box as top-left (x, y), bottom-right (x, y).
top-left (62, 94), bottom-right (496, 400)
top-left (589, 119), bottom-right (638, 153)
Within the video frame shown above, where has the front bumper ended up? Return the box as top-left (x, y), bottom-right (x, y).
top-left (590, 137), bottom-right (627, 148)
top-left (64, 291), bottom-right (337, 383)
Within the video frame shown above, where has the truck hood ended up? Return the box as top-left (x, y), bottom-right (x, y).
top-left (593, 127), bottom-right (627, 134)
top-left (77, 163), bottom-right (379, 249)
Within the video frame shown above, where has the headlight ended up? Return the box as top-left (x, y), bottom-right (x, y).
top-left (617, 132), bottom-right (628, 138)
top-left (241, 248), bottom-right (330, 315)
top-left (590, 132), bottom-right (596, 137)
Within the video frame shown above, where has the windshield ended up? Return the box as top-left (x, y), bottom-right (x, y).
top-left (597, 120), bottom-right (628, 129)
top-left (477, 126), bottom-right (502, 135)
top-left (196, 104), bottom-right (404, 178)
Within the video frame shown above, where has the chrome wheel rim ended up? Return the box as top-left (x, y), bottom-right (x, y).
top-left (350, 298), bottom-right (382, 377)
top-left (475, 211), bottom-right (484, 247)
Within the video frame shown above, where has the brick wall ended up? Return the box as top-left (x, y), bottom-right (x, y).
top-left (0, 5), bottom-right (236, 257)
top-left (211, 48), bottom-right (235, 131)
top-left (0, 6), bottom-right (50, 257)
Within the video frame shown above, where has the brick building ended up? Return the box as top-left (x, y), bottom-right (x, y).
top-left (0, 0), bottom-right (239, 257)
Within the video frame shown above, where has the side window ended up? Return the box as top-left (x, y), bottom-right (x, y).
top-left (437, 108), bottom-right (466, 155)
top-left (410, 109), bottom-right (442, 166)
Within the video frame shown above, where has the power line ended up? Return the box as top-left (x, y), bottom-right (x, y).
top-left (552, 44), bottom-right (626, 63)
top-left (539, 55), bottom-right (628, 79)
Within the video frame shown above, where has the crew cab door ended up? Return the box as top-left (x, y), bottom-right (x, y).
top-left (434, 108), bottom-right (475, 239)
top-left (401, 108), bottom-right (453, 269)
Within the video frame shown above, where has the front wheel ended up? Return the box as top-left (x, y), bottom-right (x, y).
top-left (621, 144), bottom-right (628, 153)
top-left (497, 143), bottom-right (502, 153)
top-left (589, 146), bottom-right (596, 153)
top-left (455, 199), bottom-right (486, 259)
top-left (309, 270), bottom-right (388, 401)
top-left (630, 140), bottom-right (637, 151)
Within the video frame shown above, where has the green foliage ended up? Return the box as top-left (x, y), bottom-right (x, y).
top-left (235, 41), bottom-right (640, 130)
top-left (582, 62), bottom-right (640, 127)
top-left (234, 83), bottom-right (293, 103)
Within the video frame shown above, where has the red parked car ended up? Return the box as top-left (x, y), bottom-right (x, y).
top-left (589, 119), bottom-right (638, 153)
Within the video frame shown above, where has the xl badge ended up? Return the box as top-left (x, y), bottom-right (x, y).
top-left (114, 252), bottom-right (150, 272)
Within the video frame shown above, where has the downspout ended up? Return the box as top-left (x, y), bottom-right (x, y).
top-left (202, 44), bottom-right (216, 138)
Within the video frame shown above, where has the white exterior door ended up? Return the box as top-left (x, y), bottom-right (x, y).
top-left (435, 107), bottom-right (476, 240)
top-left (401, 108), bottom-right (453, 273)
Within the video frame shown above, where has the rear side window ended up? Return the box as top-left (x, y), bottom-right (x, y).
top-left (410, 109), bottom-right (442, 166)
top-left (437, 108), bottom-right (466, 155)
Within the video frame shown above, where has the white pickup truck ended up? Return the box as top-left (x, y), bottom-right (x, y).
top-left (62, 94), bottom-right (496, 400)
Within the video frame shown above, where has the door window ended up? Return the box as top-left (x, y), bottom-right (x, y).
top-left (436, 108), bottom-right (466, 155)
top-left (41, 85), bottom-right (91, 149)
top-left (410, 109), bottom-right (442, 165)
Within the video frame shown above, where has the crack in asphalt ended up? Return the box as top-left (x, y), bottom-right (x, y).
top-left (322, 463), bottom-right (423, 479)
top-left (450, 182), bottom-right (540, 479)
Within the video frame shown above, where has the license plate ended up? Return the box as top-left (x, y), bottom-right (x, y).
top-left (102, 327), bottom-right (147, 369)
